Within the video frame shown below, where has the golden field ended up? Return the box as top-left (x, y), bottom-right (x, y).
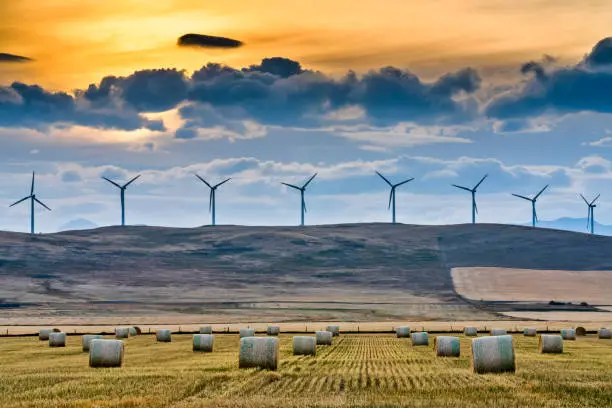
top-left (1, 332), bottom-right (611, 407)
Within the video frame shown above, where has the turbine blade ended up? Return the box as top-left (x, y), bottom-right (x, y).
top-left (214, 178), bottom-right (231, 188)
top-left (473, 174), bottom-right (488, 190)
top-left (534, 184), bottom-right (549, 200)
top-left (209, 190), bottom-right (213, 213)
top-left (388, 189), bottom-right (393, 210)
top-left (394, 177), bottom-right (414, 188)
top-left (30, 171), bottom-right (35, 195)
top-left (580, 194), bottom-right (589, 205)
top-left (591, 194), bottom-right (601, 206)
top-left (195, 174), bottom-right (212, 189)
top-left (452, 184), bottom-right (471, 192)
top-left (123, 174), bottom-right (141, 188)
top-left (302, 197), bottom-right (307, 213)
top-left (281, 182), bottom-right (301, 190)
top-left (302, 173), bottom-right (317, 188)
top-left (102, 177), bottom-right (121, 189)
top-left (512, 193), bottom-right (532, 201)
top-left (375, 171), bottom-right (393, 187)
top-left (9, 196), bottom-right (31, 207)
top-left (34, 197), bottom-right (51, 211)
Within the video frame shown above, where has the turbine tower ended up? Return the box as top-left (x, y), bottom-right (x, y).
top-left (9, 172), bottom-right (51, 234)
top-left (581, 193), bottom-right (600, 234)
top-left (512, 185), bottom-right (549, 227)
top-left (452, 174), bottom-right (488, 224)
top-left (281, 173), bottom-right (317, 226)
top-left (102, 175), bottom-right (141, 226)
top-left (195, 174), bottom-right (231, 226)
top-left (375, 171), bottom-right (414, 224)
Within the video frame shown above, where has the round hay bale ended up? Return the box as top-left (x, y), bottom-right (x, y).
top-left (326, 325), bottom-right (340, 336)
top-left (193, 334), bottom-right (213, 352)
top-left (315, 331), bottom-right (333, 345)
top-left (598, 328), bottom-right (611, 339)
top-left (293, 336), bottom-right (316, 356)
top-left (411, 332), bottom-right (429, 346)
top-left (200, 326), bottom-right (213, 334)
top-left (490, 328), bottom-right (507, 336)
top-left (82, 334), bottom-right (103, 352)
top-left (128, 327), bottom-right (138, 337)
top-left (267, 326), bottom-right (280, 336)
top-left (539, 334), bottom-right (563, 354)
top-left (39, 328), bottom-right (60, 341)
top-left (576, 326), bottom-right (586, 336)
top-left (434, 336), bottom-right (460, 357)
top-left (239, 337), bottom-right (279, 370)
top-left (471, 335), bottom-right (515, 374)
top-left (523, 328), bottom-right (537, 337)
top-left (561, 329), bottom-right (576, 340)
top-left (115, 328), bottom-right (129, 339)
top-left (89, 339), bottom-right (124, 368)
top-left (396, 326), bottom-right (411, 338)
top-left (156, 329), bottom-right (172, 342)
top-left (464, 326), bottom-right (478, 337)
top-left (49, 332), bottom-right (66, 347)
top-left (239, 328), bottom-right (255, 338)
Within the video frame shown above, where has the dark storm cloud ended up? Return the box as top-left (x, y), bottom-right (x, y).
top-left (0, 82), bottom-right (164, 131)
top-left (0, 53), bottom-right (33, 63)
top-left (177, 34), bottom-right (243, 49)
top-left (485, 38), bottom-right (612, 120)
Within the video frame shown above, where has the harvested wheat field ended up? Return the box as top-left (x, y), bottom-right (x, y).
top-left (1, 333), bottom-right (611, 407)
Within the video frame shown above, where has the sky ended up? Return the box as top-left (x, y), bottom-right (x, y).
top-left (2, 0), bottom-right (612, 232)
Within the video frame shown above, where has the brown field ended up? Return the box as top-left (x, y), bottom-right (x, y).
top-left (1, 333), bottom-right (611, 407)
top-left (451, 267), bottom-right (612, 304)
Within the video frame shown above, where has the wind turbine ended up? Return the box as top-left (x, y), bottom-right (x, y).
top-left (580, 193), bottom-right (600, 234)
top-left (281, 173), bottom-right (317, 226)
top-left (9, 172), bottom-right (51, 234)
top-left (452, 174), bottom-right (488, 224)
top-left (512, 185), bottom-right (549, 227)
top-left (102, 175), bottom-right (141, 226)
top-left (194, 174), bottom-right (231, 226)
top-left (375, 171), bottom-right (414, 224)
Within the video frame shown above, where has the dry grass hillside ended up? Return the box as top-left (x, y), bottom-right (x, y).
top-left (1, 223), bottom-right (611, 323)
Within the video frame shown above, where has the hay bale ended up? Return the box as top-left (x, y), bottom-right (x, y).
top-left (239, 337), bottom-right (279, 370)
top-left (434, 336), bottom-right (460, 357)
top-left (267, 326), bottom-right (280, 336)
top-left (598, 328), bottom-right (611, 339)
top-left (156, 329), bottom-right (172, 342)
top-left (576, 326), bottom-right (587, 336)
top-left (326, 325), bottom-right (340, 336)
top-left (396, 326), bottom-right (411, 338)
top-left (315, 331), bottom-right (333, 345)
top-left (411, 332), bottom-right (429, 346)
top-left (82, 334), bottom-right (103, 352)
top-left (471, 335), bottom-right (515, 374)
top-left (128, 327), bottom-right (138, 337)
top-left (464, 327), bottom-right (478, 337)
top-left (490, 328), bottom-right (507, 336)
top-left (539, 334), bottom-right (563, 354)
top-left (115, 328), bottom-right (129, 339)
top-left (193, 334), bottom-right (214, 352)
top-left (200, 326), bottom-right (213, 334)
top-left (39, 328), bottom-right (60, 341)
top-left (239, 328), bottom-right (255, 338)
top-left (49, 332), bottom-right (66, 347)
top-left (293, 336), bottom-right (316, 356)
top-left (561, 329), bottom-right (576, 340)
top-left (523, 328), bottom-right (537, 337)
top-left (89, 339), bottom-right (124, 368)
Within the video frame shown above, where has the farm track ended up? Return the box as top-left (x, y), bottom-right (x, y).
top-left (0, 334), bottom-right (611, 407)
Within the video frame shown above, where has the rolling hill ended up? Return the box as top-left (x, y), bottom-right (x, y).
top-left (1, 223), bottom-right (611, 323)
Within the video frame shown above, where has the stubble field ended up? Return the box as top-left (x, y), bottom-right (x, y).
top-left (1, 333), bottom-right (611, 408)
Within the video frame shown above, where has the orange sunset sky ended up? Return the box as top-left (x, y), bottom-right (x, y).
top-left (2, 0), bottom-right (612, 89)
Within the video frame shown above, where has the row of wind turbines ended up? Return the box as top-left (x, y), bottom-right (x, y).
top-left (8, 171), bottom-right (602, 234)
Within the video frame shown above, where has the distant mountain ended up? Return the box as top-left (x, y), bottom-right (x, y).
top-left (58, 218), bottom-right (98, 232)
top-left (524, 217), bottom-right (612, 236)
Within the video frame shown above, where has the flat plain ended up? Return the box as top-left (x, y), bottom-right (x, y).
top-left (1, 333), bottom-right (611, 408)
